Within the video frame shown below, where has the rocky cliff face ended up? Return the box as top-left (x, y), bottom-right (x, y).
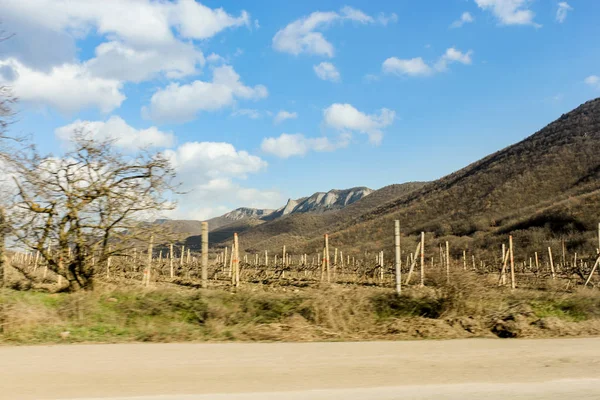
top-left (265, 187), bottom-right (373, 220)
top-left (222, 207), bottom-right (274, 221)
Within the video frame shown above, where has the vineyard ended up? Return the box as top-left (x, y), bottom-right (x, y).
top-left (4, 222), bottom-right (600, 293)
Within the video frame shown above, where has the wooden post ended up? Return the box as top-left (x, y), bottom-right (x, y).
top-left (420, 232), bottom-right (425, 287)
top-left (180, 245), bottom-right (185, 269)
top-left (548, 247), bottom-right (556, 280)
top-left (229, 246), bottom-right (234, 279)
top-left (145, 235), bottom-right (154, 287)
top-left (282, 245), bottom-right (286, 278)
top-left (535, 251), bottom-right (539, 271)
top-left (324, 234), bottom-right (330, 283)
top-left (584, 256), bottom-right (600, 287)
top-left (405, 242), bottom-right (421, 285)
top-left (501, 243), bottom-right (507, 285)
top-left (169, 244), bottom-right (174, 278)
top-left (445, 241), bottom-right (450, 284)
top-left (33, 250), bottom-right (40, 272)
top-left (394, 220), bottom-right (401, 294)
top-left (282, 245), bottom-right (286, 267)
top-left (106, 245), bottom-right (112, 279)
top-left (561, 239), bottom-right (566, 267)
top-left (201, 222), bottom-right (208, 289)
top-left (498, 249), bottom-right (510, 286)
top-left (462, 250), bottom-right (466, 271)
top-left (334, 248), bottom-right (338, 281)
top-left (509, 235), bottom-right (515, 289)
top-left (379, 251), bottom-right (384, 282)
top-left (265, 250), bottom-right (268, 266)
top-left (233, 233), bottom-right (240, 287)
top-left (529, 257), bottom-right (532, 271)
top-left (44, 245), bottom-right (50, 279)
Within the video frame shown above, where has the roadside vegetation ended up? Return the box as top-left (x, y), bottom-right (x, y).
top-left (2, 271), bottom-right (600, 345)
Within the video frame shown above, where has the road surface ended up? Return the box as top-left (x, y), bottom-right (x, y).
top-left (1, 338), bottom-right (599, 399)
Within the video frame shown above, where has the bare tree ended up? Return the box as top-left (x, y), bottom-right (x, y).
top-left (0, 28), bottom-right (19, 287)
top-left (6, 133), bottom-right (179, 291)
top-left (0, 84), bottom-right (18, 289)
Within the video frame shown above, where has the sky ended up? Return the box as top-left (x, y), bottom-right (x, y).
top-left (1, 0), bottom-right (599, 220)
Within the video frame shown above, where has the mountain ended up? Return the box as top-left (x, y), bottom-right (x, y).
top-left (218, 182), bottom-right (427, 252)
top-left (264, 187), bottom-right (373, 220)
top-left (207, 207), bottom-right (274, 231)
top-left (156, 186), bottom-right (377, 247)
top-left (207, 187), bottom-right (374, 245)
top-left (230, 98), bottom-right (600, 258)
top-left (154, 219), bottom-right (203, 235)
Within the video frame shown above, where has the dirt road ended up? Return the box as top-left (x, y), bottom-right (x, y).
top-left (1, 338), bottom-right (600, 399)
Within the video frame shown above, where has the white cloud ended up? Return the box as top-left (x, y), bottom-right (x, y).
top-left (0, 58), bottom-right (124, 114)
top-left (382, 57), bottom-right (433, 77)
top-left (207, 53), bottom-right (226, 64)
top-left (232, 109), bottom-right (261, 119)
top-left (339, 6), bottom-right (375, 24)
top-left (261, 133), bottom-right (347, 158)
top-left (450, 12), bottom-right (475, 28)
top-left (165, 141), bottom-right (266, 180)
top-left (162, 141), bottom-right (282, 219)
top-left (272, 7), bottom-right (392, 57)
top-left (163, 178), bottom-right (283, 221)
top-left (0, 0), bottom-right (250, 46)
top-left (274, 111), bottom-right (298, 124)
top-left (55, 116), bottom-right (175, 151)
top-left (314, 62), bottom-right (341, 82)
top-left (383, 47), bottom-right (473, 77)
top-left (165, 0), bottom-right (250, 40)
top-left (377, 13), bottom-right (399, 26)
top-left (475, 0), bottom-right (540, 27)
top-left (0, 1), bottom-right (253, 113)
top-left (86, 40), bottom-right (204, 83)
top-left (323, 103), bottom-right (395, 145)
top-left (584, 75), bottom-right (600, 89)
top-left (145, 65), bottom-right (268, 122)
top-left (556, 2), bottom-right (573, 23)
top-left (435, 47), bottom-right (473, 71)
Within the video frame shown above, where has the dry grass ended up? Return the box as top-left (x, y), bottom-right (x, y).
top-left (2, 270), bottom-right (600, 345)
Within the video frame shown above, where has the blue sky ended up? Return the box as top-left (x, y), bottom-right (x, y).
top-left (1, 0), bottom-right (600, 220)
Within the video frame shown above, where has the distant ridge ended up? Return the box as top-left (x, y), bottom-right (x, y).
top-left (263, 187), bottom-right (373, 220)
top-left (154, 186), bottom-right (375, 245)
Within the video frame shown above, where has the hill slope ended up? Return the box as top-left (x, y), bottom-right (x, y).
top-left (233, 98), bottom-right (600, 257)
top-left (326, 97), bottom-right (600, 256)
top-left (226, 182), bottom-right (427, 251)
top-left (158, 186), bottom-right (377, 248)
